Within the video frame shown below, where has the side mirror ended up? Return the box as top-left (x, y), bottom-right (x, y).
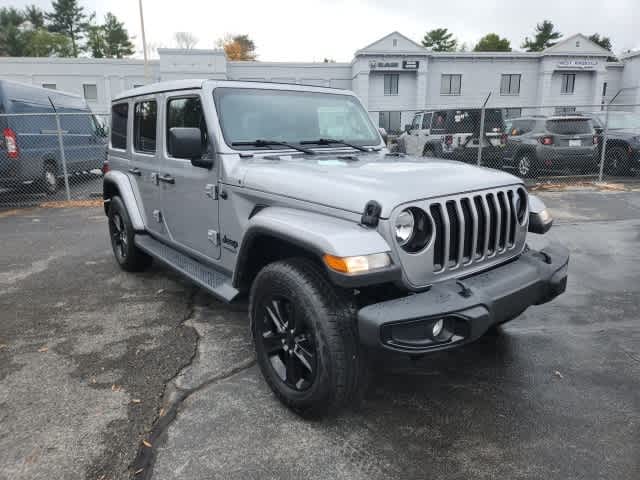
top-left (528, 194), bottom-right (553, 234)
top-left (404, 124), bottom-right (411, 134)
top-left (168, 127), bottom-right (212, 169)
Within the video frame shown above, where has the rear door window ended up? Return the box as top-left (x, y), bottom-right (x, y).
top-left (545, 119), bottom-right (593, 135)
top-left (134, 100), bottom-right (157, 153)
top-left (111, 103), bottom-right (128, 150)
top-left (421, 112), bottom-right (432, 130)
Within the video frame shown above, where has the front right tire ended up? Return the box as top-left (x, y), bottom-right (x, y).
top-left (249, 258), bottom-right (366, 418)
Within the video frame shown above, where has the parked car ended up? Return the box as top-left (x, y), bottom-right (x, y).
top-left (103, 79), bottom-right (568, 417)
top-left (0, 79), bottom-right (107, 194)
top-left (398, 108), bottom-right (506, 163)
top-left (503, 115), bottom-right (598, 177)
top-left (588, 111), bottom-right (640, 175)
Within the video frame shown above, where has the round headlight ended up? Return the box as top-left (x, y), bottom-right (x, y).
top-left (395, 209), bottom-right (415, 246)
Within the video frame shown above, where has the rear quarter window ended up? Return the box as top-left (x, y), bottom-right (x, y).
top-left (111, 103), bottom-right (128, 150)
top-left (545, 119), bottom-right (593, 135)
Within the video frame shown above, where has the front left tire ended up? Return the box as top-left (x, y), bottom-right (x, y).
top-left (108, 196), bottom-right (152, 272)
top-left (249, 258), bottom-right (366, 418)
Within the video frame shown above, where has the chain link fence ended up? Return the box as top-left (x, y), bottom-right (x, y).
top-left (0, 111), bottom-right (109, 208)
top-left (384, 92), bottom-right (640, 186)
top-left (1, 96), bottom-right (639, 210)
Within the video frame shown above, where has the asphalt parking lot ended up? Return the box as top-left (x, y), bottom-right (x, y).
top-left (0, 189), bottom-right (639, 480)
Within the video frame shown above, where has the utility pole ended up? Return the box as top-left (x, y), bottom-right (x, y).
top-left (139, 0), bottom-right (149, 83)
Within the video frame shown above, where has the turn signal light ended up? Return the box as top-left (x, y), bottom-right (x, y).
top-left (323, 253), bottom-right (391, 274)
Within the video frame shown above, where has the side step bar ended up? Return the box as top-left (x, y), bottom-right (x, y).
top-left (134, 234), bottom-right (239, 302)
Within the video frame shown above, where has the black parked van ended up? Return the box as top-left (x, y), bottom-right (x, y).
top-left (0, 80), bottom-right (107, 194)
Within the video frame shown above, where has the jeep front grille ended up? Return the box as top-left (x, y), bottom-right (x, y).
top-left (391, 185), bottom-right (528, 288)
top-left (430, 189), bottom-right (521, 273)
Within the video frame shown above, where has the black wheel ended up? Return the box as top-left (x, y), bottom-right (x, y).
top-left (515, 152), bottom-right (536, 178)
top-left (605, 146), bottom-right (630, 176)
top-left (41, 161), bottom-right (58, 195)
top-left (108, 196), bottom-right (152, 272)
top-left (250, 258), bottom-right (366, 418)
top-left (422, 145), bottom-right (435, 157)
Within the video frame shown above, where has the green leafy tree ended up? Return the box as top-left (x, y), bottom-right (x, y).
top-left (88, 13), bottom-right (134, 59)
top-left (23, 28), bottom-right (72, 56)
top-left (46, 0), bottom-right (90, 57)
top-left (474, 33), bottom-right (511, 52)
top-left (24, 4), bottom-right (45, 29)
top-left (421, 28), bottom-right (457, 52)
top-left (0, 7), bottom-right (26, 56)
top-left (521, 20), bottom-right (562, 52)
top-left (588, 33), bottom-right (612, 51)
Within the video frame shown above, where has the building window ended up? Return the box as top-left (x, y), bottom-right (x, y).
top-left (503, 108), bottom-right (522, 119)
top-left (83, 84), bottom-right (98, 101)
top-left (133, 84), bottom-right (144, 88)
top-left (42, 83), bottom-right (56, 90)
top-left (110, 103), bottom-right (128, 150)
top-left (555, 106), bottom-right (577, 115)
top-left (561, 74), bottom-right (575, 94)
top-left (500, 74), bottom-right (521, 95)
top-left (134, 100), bottom-right (157, 154)
top-left (392, 39), bottom-right (398, 47)
top-left (378, 111), bottom-right (401, 134)
top-left (440, 74), bottom-right (461, 95)
top-left (383, 74), bottom-right (399, 95)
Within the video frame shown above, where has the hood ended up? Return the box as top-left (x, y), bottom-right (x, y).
top-left (240, 152), bottom-right (521, 218)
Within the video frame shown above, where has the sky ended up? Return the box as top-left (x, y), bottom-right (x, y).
top-left (9, 0), bottom-right (640, 61)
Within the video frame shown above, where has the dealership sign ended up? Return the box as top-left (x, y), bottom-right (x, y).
top-left (369, 60), bottom-right (419, 70)
top-left (557, 59), bottom-right (598, 69)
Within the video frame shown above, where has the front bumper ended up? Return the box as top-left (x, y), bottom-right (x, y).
top-left (358, 243), bottom-right (569, 354)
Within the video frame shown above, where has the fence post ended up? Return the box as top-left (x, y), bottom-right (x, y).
top-left (598, 88), bottom-right (624, 182)
top-left (477, 92), bottom-right (491, 166)
top-left (49, 98), bottom-right (71, 201)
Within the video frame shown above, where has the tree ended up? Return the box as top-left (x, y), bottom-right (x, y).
top-left (521, 20), bottom-right (562, 52)
top-left (421, 28), bottom-right (457, 52)
top-left (23, 28), bottom-right (72, 56)
top-left (588, 33), bottom-right (612, 51)
top-left (218, 34), bottom-right (256, 60)
top-left (174, 31), bottom-right (198, 49)
top-left (24, 4), bottom-right (44, 29)
top-left (474, 33), bottom-right (511, 52)
top-left (46, 0), bottom-right (90, 57)
top-left (0, 7), bottom-right (26, 56)
top-left (88, 13), bottom-right (134, 58)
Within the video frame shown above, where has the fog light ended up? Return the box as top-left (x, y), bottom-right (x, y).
top-left (432, 319), bottom-right (444, 337)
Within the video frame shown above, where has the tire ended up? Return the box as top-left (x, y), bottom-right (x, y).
top-left (108, 196), bottom-right (152, 272)
top-left (40, 161), bottom-right (58, 195)
top-left (249, 258), bottom-right (366, 418)
top-left (422, 145), bottom-right (435, 158)
top-left (515, 152), bottom-right (536, 178)
top-left (605, 146), bottom-right (630, 176)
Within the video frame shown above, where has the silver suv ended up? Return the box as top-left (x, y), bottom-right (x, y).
top-left (103, 80), bottom-right (569, 417)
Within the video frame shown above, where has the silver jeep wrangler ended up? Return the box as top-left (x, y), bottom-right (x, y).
top-left (103, 80), bottom-right (569, 417)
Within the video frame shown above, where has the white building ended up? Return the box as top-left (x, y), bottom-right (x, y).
top-left (1, 31), bottom-right (638, 131)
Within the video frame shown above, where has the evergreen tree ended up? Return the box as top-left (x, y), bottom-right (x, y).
top-left (46, 0), bottom-right (89, 57)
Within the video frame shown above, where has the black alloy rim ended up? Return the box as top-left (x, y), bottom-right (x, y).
top-left (259, 296), bottom-right (317, 391)
top-left (110, 213), bottom-right (128, 260)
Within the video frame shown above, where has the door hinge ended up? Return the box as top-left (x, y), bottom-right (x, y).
top-left (205, 184), bottom-right (218, 200)
top-left (207, 229), bottom-right (220, 246)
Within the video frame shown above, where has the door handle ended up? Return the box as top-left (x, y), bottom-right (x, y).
top-left (128, 168), bottom-right (142, 176)
top-left (159, 174), bottom-right (175, 184)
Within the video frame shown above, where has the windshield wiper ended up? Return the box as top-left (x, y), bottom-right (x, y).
top-left (299, 138), bottom-right (372, 152)
top-left (231, 139), bottom-right (315, 155)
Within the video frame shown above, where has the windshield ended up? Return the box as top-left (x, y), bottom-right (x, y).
top-left (213, 88), bottom-right (380, 149)
top-left (599, 112), bottom-right (640, 130)
top-left (545, 118), bottom-right (593, 135)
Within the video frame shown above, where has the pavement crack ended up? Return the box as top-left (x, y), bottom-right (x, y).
top-left (130, 289), bottom-right (255, 480)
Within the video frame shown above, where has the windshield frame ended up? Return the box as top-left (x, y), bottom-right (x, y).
top-left (212, 86), bottom-right (382, 152)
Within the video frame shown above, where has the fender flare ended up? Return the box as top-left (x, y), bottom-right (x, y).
top-left (232, 206), bottom-right (395, 288)
top-left (103, 170), bottom-right (145, 231)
